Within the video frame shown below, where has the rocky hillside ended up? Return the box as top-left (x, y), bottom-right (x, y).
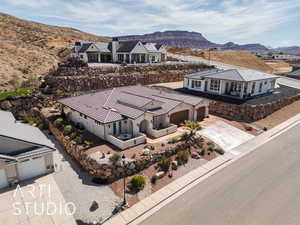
top-left (118, 31), bottom-right (219, 49)
top-left (273, 46), bottom-right (300, 55)
top-left (0, 13), bottom-right (109, 91)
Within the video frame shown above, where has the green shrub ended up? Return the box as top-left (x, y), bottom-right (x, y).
top-left (151, 175), bottom-right (158, 184)
top-left (70, 132), bottom-right (77, 140)
top-left (109, 153), bottom-right (121, 162)
top-left (177, 151), bottom-right (189, 165)
top-left (63, 125), bottom-right (73, 135)
top-left (207, 143), bottom-right (215, 152)
top-left (158, 157), bottom-right (171, 172)
top-left (129, 175), bottom-right (146, 191)
top-left (215, 148), bottom-right (225, 155)
top-left (75, 136), bottom-right (83, 144)
top-left (54, 118), bottom-right (64, 128)
top-left (84, 140), bottom-right (92, 146)
top-left (171, 136), bottom-right (179, 143)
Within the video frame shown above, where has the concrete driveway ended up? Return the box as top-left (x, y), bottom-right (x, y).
top-left (197, 120), bottom-right (254, 155)
top-left (48, 133), bottom-right (121, 224)
top-left (0, 175), bottom-right (76, 225)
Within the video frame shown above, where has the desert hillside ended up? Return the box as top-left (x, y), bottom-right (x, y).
top-left (169, 47), bottom-right (274, 73)
top-left (0, 13), bottom-right (110, 91)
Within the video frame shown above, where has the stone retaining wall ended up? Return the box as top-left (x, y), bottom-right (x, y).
top-left (45, 64), bottom-right (211, 92)
top-left (45, 115), bottom-right (189, 182)
top-left (209, 93), bottom-right (300, 121)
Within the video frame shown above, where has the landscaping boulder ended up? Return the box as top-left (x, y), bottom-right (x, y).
top-left (156, 171), bottom-right (165, 179)
top-left (142, 148), bottom-right (151, 156)
top-left (191, 152), bottom-right (200, 159)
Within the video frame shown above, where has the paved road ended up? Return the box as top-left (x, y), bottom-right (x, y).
top-left (140, 121), bottom-right (300, 225)
top-left (169, 53), bottom-right (300, 90)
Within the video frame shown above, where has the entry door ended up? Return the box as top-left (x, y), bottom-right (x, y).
top-left (204, 81), bottom-right (208, 91)
top-left (18, 157), bottom-right (46, 181)
top-left (0, 169), bottom-right (8, 189)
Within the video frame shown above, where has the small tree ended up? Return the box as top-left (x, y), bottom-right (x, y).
top-left (177, 151), bottom-right (189, 165)
top-left (129, 175), bottom-right (146, 192)
top-left (183, 121), bottom-right (202, 148)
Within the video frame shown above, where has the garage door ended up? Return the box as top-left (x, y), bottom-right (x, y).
top-left (197, 107), bottom-right (206, 121)
top-left (0, 169), bottom-right (8, 189)
top-left (18, 157), bottom-right (46, 181)
top-left (170, 110), bottom-right (189, 125)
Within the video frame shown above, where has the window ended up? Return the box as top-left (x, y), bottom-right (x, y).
top-left (83, 115), bottom-right (87, 119)
top-left (191, 80), bottom-right (195, 88)
top-left (210, 80), bottom-right (220, 91)
top-left (231, 82), bottom-right (242, 92)
top-left (244, 83), bottom-right (248, 93)
top-left (191, 80), bottom-right (201, 88)
top-left (259, 82), bottom-right (263, 92)
top-left (264, 81), bottom-right (267, 85)
top-left (118, 54), bottom-right (124, 62)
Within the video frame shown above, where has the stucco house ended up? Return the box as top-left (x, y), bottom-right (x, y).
top-left (184, 69), bottom-right (279, 99)
top-left (0, 111), bottom-right (55, 189)
top-left (58, 86), bottom-right (208, 150)
top-left (71, 38), bottom-right (167, 64)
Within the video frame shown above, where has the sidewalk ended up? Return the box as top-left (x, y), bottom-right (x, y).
top-left (103, 113), bottom-right (300, 225)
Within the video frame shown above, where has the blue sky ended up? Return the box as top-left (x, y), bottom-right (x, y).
top-left (1, 0), bottom-right (300, 47)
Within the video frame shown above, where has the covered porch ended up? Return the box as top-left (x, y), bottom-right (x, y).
top-left (117, 53), bottom-right (148, 64)
top-left (222, 80), bottom-right (249, 99)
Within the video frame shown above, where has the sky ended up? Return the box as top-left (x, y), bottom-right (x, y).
top-left (1, 0), bottom-right (300, 47)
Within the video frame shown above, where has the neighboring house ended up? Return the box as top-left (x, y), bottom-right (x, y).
top-left (272, 54), bottom-right (300, 61)
top-left (71, 38), bottom-right (167, 64)
top-left (0, 111), bottom-right (55, 189)
top-left (58, 86), bottom-right (208, 150)
top-left (184, 69), bottom-right (279, 99)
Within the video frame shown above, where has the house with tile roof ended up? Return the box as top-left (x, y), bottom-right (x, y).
top-left (58, 86), bottom-right (208, 150)
top-left (184, 69), bottom-right (279, 99)
top-left (0, 110), bottom-right (55, 189)
top-left (72, 38), bottom-right (167, 64)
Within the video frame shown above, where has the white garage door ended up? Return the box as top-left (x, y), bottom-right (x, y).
top-left (0, 169), bottom-right (8, 189)
top-left (18, 157), bottom-right (46, 181)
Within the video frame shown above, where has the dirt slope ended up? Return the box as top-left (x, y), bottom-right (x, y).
top-left (0, 13), bottom-right (110, 91)
top-left (168, 47), bottom-right (274, 73)
top-left (264, 60), bottom-right (292, 73)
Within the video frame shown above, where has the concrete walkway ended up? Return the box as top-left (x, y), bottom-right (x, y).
top-left (103, 113), bottom-right (300, 225)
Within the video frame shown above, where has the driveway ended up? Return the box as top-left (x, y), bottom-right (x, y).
top-left (197, 120), bottom-right (254, 155)
top-left (0, 175), bottom-right (76, 225)
top-left (48, 133), bottom-right (121, 224)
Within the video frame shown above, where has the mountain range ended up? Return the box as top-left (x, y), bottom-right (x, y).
top-left (118, 31), bottom-right (300, 54)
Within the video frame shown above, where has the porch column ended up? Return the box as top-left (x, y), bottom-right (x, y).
top-left (218, 80), bottom-right (223, 95)
top-left (129, 54), bottom-right (132, 64)
top-left (240, 82), bottom-right (245, 99)
top-left (123, 53), bottom-right (126, 63)
top-left (98, 54), bottom-right (101, 63)
top-left (139, 54), bottom-right (142, 63)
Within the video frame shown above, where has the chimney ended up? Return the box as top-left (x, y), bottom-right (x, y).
top-left (112, 37), bottom-right (119, 62)
top-left (74, 41), bottom-right (82, 55)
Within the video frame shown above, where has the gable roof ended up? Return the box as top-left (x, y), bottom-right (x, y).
top-left (58, 86), bottom-right (205, 123)
top-left (117, 40), bottom-right (140, 53)
top-left (0, 111), bottom-right (55, 149)
top-left (185, 69), bottom-right (279, 82)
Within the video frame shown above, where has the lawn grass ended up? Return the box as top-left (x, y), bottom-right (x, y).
top-left (0, 86), bottom-right (34, 100)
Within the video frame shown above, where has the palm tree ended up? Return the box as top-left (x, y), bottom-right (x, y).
top-left (182, 120), bottom-right (203, 149)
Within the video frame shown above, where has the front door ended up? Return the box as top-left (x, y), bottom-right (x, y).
top-left (113, 122), bottom-right (117, 136)
top-left (204, 81), bottom-right (208, 92)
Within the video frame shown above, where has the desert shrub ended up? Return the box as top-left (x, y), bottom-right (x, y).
top-left (54, 118), bottom-right (64, 128)
top-left (215, 148), bottom-right (225, 155)
top-left (75, 136), bottom-right (83, 145)
top-left (109, 153), bottom-right (121, 162)
top-left (171, 136), bottom-right (179, 143)
top-left (70, 132), bottom-right (77, 140)
top-left (63, 125), bottom-right (73, 135)
top-left (129, 175), bottom-right (146, 192)
top-left (151, 175), bottom-right (158, 184)
top-left (158, 157), bottom-right (171, 172)
top-left (207, 143), bottom-right (215, 152)
top-left (177, 151), bottom-right (189, 165)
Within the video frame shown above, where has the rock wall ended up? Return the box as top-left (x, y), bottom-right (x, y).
top-left (45, 64), bottom-right (211, 92)
top-left (46, 116), bottom-right (189, 182)
top-left (209, 93), bottom-right (300, 121)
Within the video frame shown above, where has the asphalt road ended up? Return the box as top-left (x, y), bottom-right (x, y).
top-left (139, 121), bottom-right (300, 225)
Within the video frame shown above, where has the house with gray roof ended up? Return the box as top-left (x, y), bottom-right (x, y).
top-left (58, 86), bottom-right (208, 150)
top-left (72, 38), bottom-right (167, 64)
top-left (184, 69), bottom-right (279, 99)
top-left (0, 111), bottom-right (55, 189)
